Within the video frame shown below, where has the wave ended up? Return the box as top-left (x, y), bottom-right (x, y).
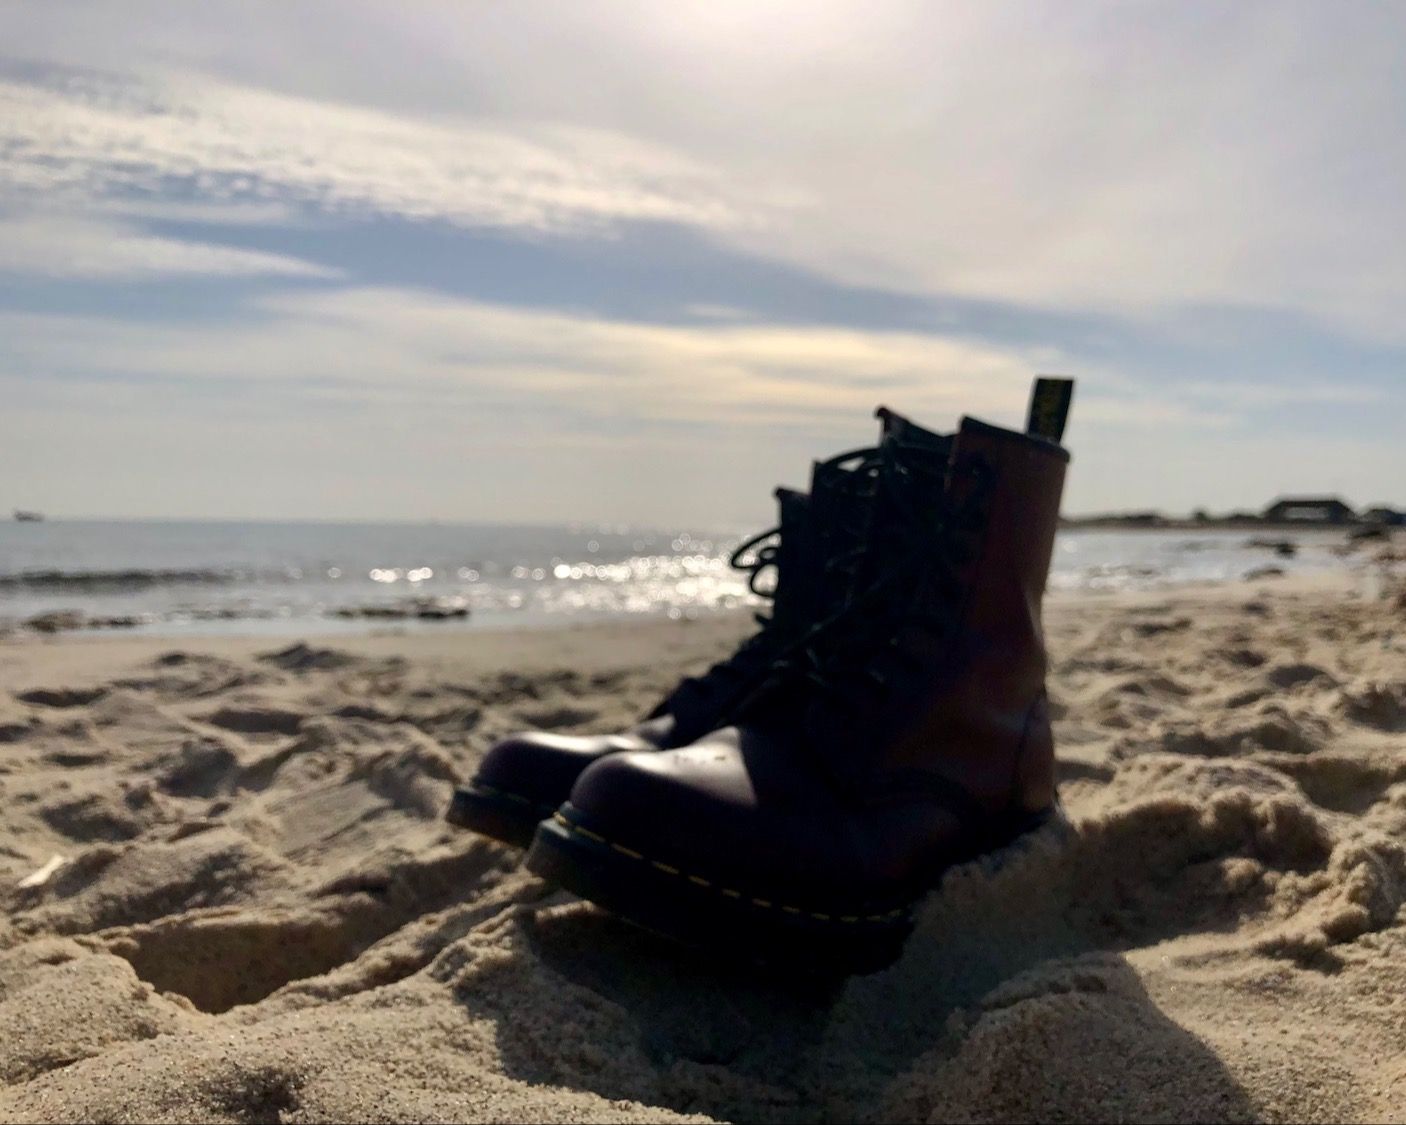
top-left (0, 568), bottom-right (249, 592)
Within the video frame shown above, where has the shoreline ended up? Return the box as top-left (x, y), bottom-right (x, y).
top-left (2, 524), bottom-right (1396, 644)
top-left (2, 555), bottom-right (1393, 646)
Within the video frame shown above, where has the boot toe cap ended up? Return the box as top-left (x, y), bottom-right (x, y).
top-left (474, 731), bottom-right (624, 812)
top-left (563, 734), bottom-right (872, 901)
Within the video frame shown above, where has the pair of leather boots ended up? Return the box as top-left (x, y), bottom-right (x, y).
top-left (447, 378), bottom-right (1074, 974)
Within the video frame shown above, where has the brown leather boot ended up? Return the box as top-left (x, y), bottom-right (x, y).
top-left (526, 381), bottom-right (1073, 973)
top-left (447, 442), bottom-right (886, 846)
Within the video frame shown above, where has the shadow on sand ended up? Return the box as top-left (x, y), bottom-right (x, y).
top-left (452, 819), bottom-right (1262, 1123)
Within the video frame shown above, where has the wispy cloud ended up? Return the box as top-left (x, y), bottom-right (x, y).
top-left (5, 282), bottom-right (1400, 521)
top-left (0, 212), bottom-right (338, 279)
top-left (0, 68), bottom-right (744, 235)
top-left (3, 286), bottom-right (1046, 427)
top-left (5, 2), bottom-right (1404, 346)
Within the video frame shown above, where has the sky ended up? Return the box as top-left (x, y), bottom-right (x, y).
top-left (1, 1), bottom-right (1403, 527)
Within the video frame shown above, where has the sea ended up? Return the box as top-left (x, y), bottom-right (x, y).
top-left (0, 519), bottom-right (1360, 638)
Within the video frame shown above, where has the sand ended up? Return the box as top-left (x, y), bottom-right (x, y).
top-left (2, 567), bottom-right (1405, 1123)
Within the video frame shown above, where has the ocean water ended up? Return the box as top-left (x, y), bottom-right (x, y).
top-left (0, 519), bottom-right (1356, 637)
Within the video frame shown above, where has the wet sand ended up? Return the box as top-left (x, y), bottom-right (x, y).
top-left (2, 570), bottom-right (1405, 1122)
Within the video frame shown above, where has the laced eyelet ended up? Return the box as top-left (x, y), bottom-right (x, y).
top-left (737, 440), bottom-right (992, 719)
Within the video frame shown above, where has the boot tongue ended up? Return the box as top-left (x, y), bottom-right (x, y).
top-left (851, 411), bottom-right (955, 597)
top-left (765, 487), bottom-right (814, 636)
top-left (801, 455), bottom-right (869, 622)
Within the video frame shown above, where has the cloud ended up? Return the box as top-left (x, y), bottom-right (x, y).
top-left (0, 68), bottom-right (745, 236)
top-left (0, 287), bottom-right (1054, 522)
top-left (2, 286), bottom-right (1048, 428)
top-left (5, 5), bottom-right (1405, 345)
top-left (85, 198), bottom-right (301, 226)
top-left (5, 283), bottom-right (1400, 521)
top-left (0, 212), bottom-right (338, 279)
top-left (14, 283), bottom-right (1367, 440)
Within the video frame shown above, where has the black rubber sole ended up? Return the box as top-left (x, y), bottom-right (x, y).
top-left (525, 803), bottom-right (1067, 977)
top-left (444, 782), bottom-right (556, 849)
top-left (526, 808), bottom-right (913, 975)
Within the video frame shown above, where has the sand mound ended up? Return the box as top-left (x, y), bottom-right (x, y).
top-left (3, 577), bottom-right (1405, 1121)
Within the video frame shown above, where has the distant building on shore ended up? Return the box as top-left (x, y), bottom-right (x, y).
top-left (1062, 496), bottom-right (1402, 530)
top-left (1262, 496), bottom-right (1356, 524)
top-left (1364, 505), bottom-right (1406, 526)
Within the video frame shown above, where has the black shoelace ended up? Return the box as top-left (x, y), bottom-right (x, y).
top-left (747, 448), bottom-right (995, 714)
top-left (664, 444), bottom-right (884, 707)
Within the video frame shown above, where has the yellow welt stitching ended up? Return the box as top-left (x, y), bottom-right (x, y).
top-left (556, 817), bottom-right (907, 926)
top-left (476, 783), bottom-right (536, 807)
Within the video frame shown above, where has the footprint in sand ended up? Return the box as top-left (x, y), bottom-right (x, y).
top-left (1337, 681), bottom-right (1406, 732)
top-left (14, 828), bottom-right (297, 935)
top-left (1264, 662), bottom-right (1339, 691)
top-left (1282, 752), bottom-right (1406, 817)
top-left (257, 643), bottom-right (361, 673)
top-left (15, 686), bottom-right (108, 708)
top-left (94, 837), bottom-right (512, 1014)
top-left (511, 702), bottom-right (600, 731)
top-left (112, 652), bottom-right (276, 700)
top-left (1220, 646), bottom-right (1268, 668)
top-left (198, 704), bottom-right (308, 737)
top-left (38, 791), bottom-right (154, 844)
top-left (155, 738), bottom-right (242, 798)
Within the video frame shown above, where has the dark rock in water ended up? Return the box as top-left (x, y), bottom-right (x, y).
top-left (88, 615), bottom-right (142, 630)
top-left (25, 611), bottom-right (87, 633)
top-left (0, 567), bottom-right (232, 591)
top-left (23, 611), bottom-right (142, 633)
top-left (329, 606), bottom-right (403, 619)
top-left (181, 606), bottom-right (274, 621)
top-left (1246, 538), bottom-right (1298, 557)
top-left (415, 602), bottom-right (470, 621)
top-left (327, 597), bottom-right (469, 622)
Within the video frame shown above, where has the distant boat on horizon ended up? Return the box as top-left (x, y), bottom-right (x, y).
top-left (13, 510), bottom-right (44, 522)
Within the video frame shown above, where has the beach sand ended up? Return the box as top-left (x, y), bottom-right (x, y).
top-left (2, 568), bottom-right (1404, 1123)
